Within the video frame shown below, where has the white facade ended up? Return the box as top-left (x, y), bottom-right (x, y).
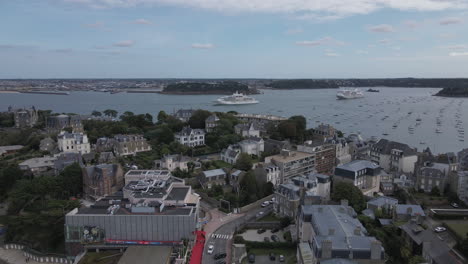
top-left (220, 145), bottom-right (241, 165)
top-left (239, 138), bottom-right (264, 156)
top-left (57, 131), bottom-right (91, 154)
top-left (175, 127), bottom-right (205, 147)
top-left (235, 123), bottom-right (261, 138)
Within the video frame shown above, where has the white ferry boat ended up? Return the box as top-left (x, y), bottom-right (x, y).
top-left (336, 89), bottom-right (364, 100)
top-left (215, 91), bottom-right (259, 105)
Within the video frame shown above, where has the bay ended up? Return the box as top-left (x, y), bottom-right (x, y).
top-left (0, 87), bottom-right (466, 154)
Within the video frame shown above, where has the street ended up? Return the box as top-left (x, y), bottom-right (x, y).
top-left (202, 204), bottom-right (273, 264)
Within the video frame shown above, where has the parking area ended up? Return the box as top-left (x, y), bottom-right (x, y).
top-left (241, 249), bottom-right (296, 264)
top-left (239, 229), bottom-right (285, 242)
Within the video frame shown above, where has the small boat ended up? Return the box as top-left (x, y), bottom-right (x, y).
top-left (367, 88), bottom-right (380, 92)
top-left (336, 89), bottom-right (364, 100)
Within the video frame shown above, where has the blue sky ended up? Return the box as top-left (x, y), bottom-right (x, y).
top-left (1, 0), bottom-right (468, 78)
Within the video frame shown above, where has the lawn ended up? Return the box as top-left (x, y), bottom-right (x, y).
top-left (445, 221), bottom-right (468, 240)
top-left (78, 251), bottom-right (123, 264)
top-left (258, 213), bottom-right (281, 222)
top-left (212, 160), bottom-right (232, 169)
top-left (243, 247), bottom-right (297, 264)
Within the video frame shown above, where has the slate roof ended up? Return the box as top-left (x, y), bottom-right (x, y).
top-left (395, 204), bottom-right (425, 217)
top-left (372, 139), bottom-right (417, 156)
top-left (205, 114), bottom-right (219, 122)
top-left (367, 196), bottom-right (399, 208)
top-left (203, 169), bottom-right (226, 178)
top-left (337, 160), bottom-right (379, 172)
top-left (177, 127), bottom-right (205, 136)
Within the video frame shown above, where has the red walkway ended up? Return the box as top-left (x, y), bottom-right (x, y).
top-left (189, 231), bottom-right (206, 264)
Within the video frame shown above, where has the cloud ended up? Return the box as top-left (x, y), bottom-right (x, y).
top-left (84, 21), bottom-right (104, 28)
top-left (439, 33), bottom-right (457, 39)
top-left (132, 19), bottom-right (152, 25)
top-left (295, 37), bottom-right (344, 47)
top-left (325, 52), bottom-right (340, 57)
top-left (439, 17), bottom-right (463, 25)
top-left (449, 51), bottom-right (468, 56)
top-left (52, 48), bottom-right (73, 53)
top-left (93, 45), bottom-right (108, 49)
top-left (113, 40), bottom-right (135, 47)
top-left (285, 28), bottom-right (303, 35)
top-left (367, 24), bottom-right (395, 33)
top-left (356, 50), bottom-right (369, 54)
top-left (403, 20), bottom-right (419, 29)
top-left (378, 39), bottom-right (391, 44)
top-left (191, 43), bottom-right (215, 49)
top-left (62, 0), bottom-right (468, 20)
top-left (443, 44), bottom-right (468, 50)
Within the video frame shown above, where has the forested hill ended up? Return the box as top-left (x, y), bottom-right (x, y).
top-left (266, 78), bottom-right (468, 90)
top-left (435, 87), bottom-right (468, 97)
top-left (161, 81), bottom-right (257, 94)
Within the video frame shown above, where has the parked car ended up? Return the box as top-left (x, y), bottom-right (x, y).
top-left (261, 201), bottom-right (270, 207)
top-left (271, 235), bottom-right (279, 242)
top-left (435, 226), bottom-right (447, 233)
top-left (264, 237), bottom-right (270, 242)
top-left (256, 211), bottom-right (264, 217)
top-left (279, 255), bottom-right (285, 262)
top-left (214, 253), bottom-right (227, 260)
top-left (207, 244), bottom-right (214, 254)
top-left (271, 228), bottom-right (279, 233)
top-left (257, 229), bottom-right (266, 234)
top-left (451, 203), bottom-right (460, 208)
top-left (269, 253), bottom-right (276, 261)
top-left (248, 254), bottom-right (256, 263)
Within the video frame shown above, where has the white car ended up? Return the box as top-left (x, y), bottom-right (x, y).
top-left (261, 201), bottom-right (270, 207)
top-left (207, 244), bottom-right (214, 254)
top-left (434, 226), bottom-right (446, 233)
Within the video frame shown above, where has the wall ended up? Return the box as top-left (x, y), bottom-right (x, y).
top-left (239, 194), bottom-right (274, 213)
top-left (3, 244), bottom-right (72, 264)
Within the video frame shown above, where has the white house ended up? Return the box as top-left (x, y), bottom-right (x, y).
top-left (238, 137), bottom-right (264, 156)
top-left (234, 122), bottom-right (261, 138)
top-left (155, 154), bottom-right (199, 172)
top-left (370, 139), bottom-right (417, 174)
top-left (57, 131), bottom-right (91, 154)
top-left (175, 127), bottom-right (205, 147)
top-left (221, 145), bottom-right (241, 165)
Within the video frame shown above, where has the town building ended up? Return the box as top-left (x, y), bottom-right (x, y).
top-left (458, 148), bottom-right (468, 171)
top-left (98, 152), bottom-right (116, 164)
top-left (264, 139), bottom-right (291, 155)
top-left (347, 134), bottom-right (371, 160)
top-left (275, 172), bottom-right (330, 219)
top-left (238, 137), bottom-right (264, 156)
top-left (234, 113), bottom-right (287, 130)
top-left (366, 196), bottom-right (398, 213)
top-left (113, 134), bottom-right (151, 156)
top-left (329, 137), bottom-right (352, 166)
top-left (228, 169), bottom-right (246, 192)
top-left (334, 160), bottom-right (383, 196)
top-left (234, 122), bottom-right (261, 138)
top-left (11, 107), bottom-right (38, 128)
top-left (205, 114), bottom-right (219, 132)
top-left (457, 171), bottom-right (468, 205)
top-left (264, 150), bottom-right (315, 183)
top-left (83, 164), bottom-right (124, 198)
top-left (95, 137), bottom-right (116, 152)
top-left (19, 156), bottom-right (57, 176)
top-left (57, 131), bottom-right (91, 154)
top-left (298, 201), bottom-right (385, 264)
top-left (220, 145), bottom-right (241, 165)
top-left (173, 109), bottom-right (195, 122)
top-left (254, 163), bottom-right (281, 186)
top-left (370, 139), bottom-right (417, 174)
top-left (175, 127), bottom-right (205, 147)
top-left (416, 161), bottom-right (452, 194)
top-left (311, 123), bottom-right (336, 141)
top-left (297, 142), bottom-right (336, 174)
top-left (394, 204), bottom-right (425, 224)
top-left (39, 137), bottom-right (56, 153)
top-left (54, 152), bottom-right (84, 172)
top-left (65, 170), bottom-right (199, 257)
top-left (155, 154), bottom-right (199, 172)
top-left (380, 182), bottom-right (394, 195)
top-left (198, 168), bottom-right (227, 189)
top-left (0, 145), bottom-right (24, 156)
top-left (46, 114), bottom-right (85, 132)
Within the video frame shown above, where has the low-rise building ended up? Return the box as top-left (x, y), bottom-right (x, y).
top-left (173, 109), bottom-right (195, 122)
top-left (113, 134), bottom-right (151, 156)
top-left (175, 127), bottom-right (205, 147)
top-left (298, 202), bottom-right (385, 264)
top-left (0, 145), bottom-right (24, 156)
top-left (83, 164), bottom-right (124, 198)
top-left (458, 148), bottom-right (468, 171)
top-left (380, 182), bottom-right (394, 195)
top-left (229, 169), bottom-right (246, 192)
top-left (46, 114), bottom-right (85, 132)
top-left (11, 107), bottom-right (38, 128)
top-left (58, 131), bottom-right (91, 154)
top-left (205, 114), bottom-right (219, 132)
top-left (330, 137), bottom-right (352, 166)
top-left (19, 156), bottom-right (57, 176)
top-left (265, 150), bottom-right (315, 183)
top-left (416, 161), bottom-right (452, 194)
top-left (198, 169), bottom-right (227, 189)
top-left (311, 123), bottom-right (336, 141)
top-left (220, 145), bottom-right (241, 165)
top-left (234, 122), bottom-right (261, 138)
top-left (254, 163), bottom-right (281, 186)
top-left (366, 196), bottom-right (398, 213)
top-left (347, 134), bottom-right (371, 160)
top-left (334, 160), bottom-right (382, 196)
top-left (155, 154), bottom-right (198, 172)
top-left (238, 137), bottom-right (264, 156)
top-left (370, 139), bottom-right (417, 174)
top-left (234, 113), bottom-right (286, 131)
top-left (264, 139), bottom-right (291, 155)
top-left (394, 204), bottom-right (425, 224)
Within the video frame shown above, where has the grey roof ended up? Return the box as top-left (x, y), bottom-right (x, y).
top-left (0, 145), bottom-right (24, 155)
top-left (372, 139), bottom-right (417, 156)
top-left (166, 187), bottom-right (189, 201)
top-left (239, 138), bottom-right (263, 146)
top-left (114, 134), bottom-right (145, 142)
top-left (337, 160), bottom-right (379, 172)
top-left (362, 208), bottom-right (375, 219)
top-left (235, 122), bottom-right (261, 131)
top-left (367, 196), bottom-right (399, 208)
top-left (205, 114), bottom-right (219, 122)
top-left (177, 126), bottom-right (205, 136)
top-left (203, 168), bottom-right (226, 178)
top-left (378, 219), bottom-right (393, 226)
top-left (395, 204), bottom-right (425, 217)
top-left (400, 222), bottom-right (435, 245)
top-left (58, 132), bottom-right (86, 143)
top-left (320, 259), bottom-right (358, 264)
top-left (231, 170), bottom-right (244, 177)
top-left (278, 183), bottom-right (301, 200)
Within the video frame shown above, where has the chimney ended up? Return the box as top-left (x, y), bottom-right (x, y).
top-left (321, 240), bottom-right (333, 259)
top-left (370, 240), bottom-right (382, 260)
top-left (406, 206), bottom-right (413, 215)
top-left (354, 227), bottom-right (361, 235)
top-left (341, 200), bottom-right (349, 206)
top-left (328, 228), bottom-right (335, 235)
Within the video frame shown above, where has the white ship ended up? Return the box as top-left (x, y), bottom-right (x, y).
top-left (215, 91), bottom-right (259, 105)
top-left (336, 89), bottom-right (364, 100)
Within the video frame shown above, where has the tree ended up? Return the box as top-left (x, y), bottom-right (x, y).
top-left (332, 181), bottom-right (366, 212)
top-left (0, 165), bottom-right (24, 199)
top-left (157, 111), bottom-right (168, 124)
top-left (91, 110), bottom-right (102, 117)
top-left (280, 216), bottom-right (292, 228)
top-left (188, 110), bottom-right (211, 129)
top-left (278, 121), bottom-right (297, 139)
top-left (103, 109), bottom-right (118, 118)
top-left (235, 153), bottom-right (253, 171)
top-left (59, 163), bottom-right (83, 198)
top-left (430, 186), bottom-right (440, 196)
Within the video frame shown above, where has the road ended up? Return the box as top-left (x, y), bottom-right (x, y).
top-left (202, 205), bottom-right (273, 264)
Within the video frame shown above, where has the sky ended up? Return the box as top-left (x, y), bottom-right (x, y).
top-left (1, 0), bottom-right (468, 78)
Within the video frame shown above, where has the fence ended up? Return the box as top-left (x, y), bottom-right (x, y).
top-left (243, 221), bottom-right (281, 229)
top-left (3, 244), bottom-right (72, 264)
top-left (197, 191), bottom-right (221, 208)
